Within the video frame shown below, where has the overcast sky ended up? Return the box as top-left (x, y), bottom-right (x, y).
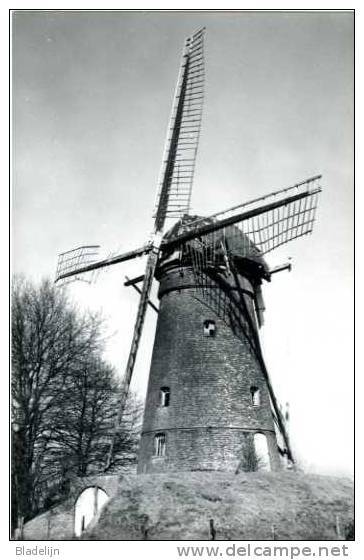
top-left (12, 10), bottom-right (353, 476)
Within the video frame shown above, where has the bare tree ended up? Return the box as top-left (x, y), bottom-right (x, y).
top-left (11, 277), bottom-right (142, 531)
top-left (103, 389), bottom-right (143, 474)
top-left (44, 362), bottom-right (142, 480)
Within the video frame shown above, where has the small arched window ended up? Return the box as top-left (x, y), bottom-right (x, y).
top-left (250, 386), bottom-right (260, 406)
top-left (154, 433), bottom-right (166, 457)
top-left (203, 319), bottom-right (216, 337)
top-left (160, 387), bottom-right (170, 407)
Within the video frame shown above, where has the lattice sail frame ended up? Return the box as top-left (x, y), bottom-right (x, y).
top-left (227, 186), bottom-right (320, 257)
top-left (153, 27), bottom-right (205, 224)
top-left (56, 245), bottom-right (100, 285)
top-left (167, 175), bottom-right (322, 257)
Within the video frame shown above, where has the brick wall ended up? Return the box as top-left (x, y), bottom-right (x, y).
top-left (138, 264), bottom-right (282, 474)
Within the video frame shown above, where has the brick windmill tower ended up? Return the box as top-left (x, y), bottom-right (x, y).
top-left (56, 28), bottom-right (321, 475)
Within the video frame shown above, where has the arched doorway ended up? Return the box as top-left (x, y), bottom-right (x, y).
top-left (74, 486), bottom-right (109, 537)
top-left (254, 433), bottom-right (271, 471)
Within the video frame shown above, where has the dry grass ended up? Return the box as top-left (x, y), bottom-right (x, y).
top-left (84, 471), bottom-right (353, 540)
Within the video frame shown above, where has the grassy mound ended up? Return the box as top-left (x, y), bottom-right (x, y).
top-left (84, 471), bottom-right (353, 540)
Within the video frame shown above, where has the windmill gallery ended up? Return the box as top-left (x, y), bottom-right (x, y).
top-left (19, 27), bottom-right (353, 541)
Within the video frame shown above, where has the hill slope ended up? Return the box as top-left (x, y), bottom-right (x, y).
top-left (85, 471), bottom-right (353, 540)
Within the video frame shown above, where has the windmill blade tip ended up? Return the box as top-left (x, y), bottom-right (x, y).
top-left (190, 26), bottom-right (206, 37)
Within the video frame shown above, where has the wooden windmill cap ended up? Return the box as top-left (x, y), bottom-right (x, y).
top-left (161, 215), bottom-right (270, 280)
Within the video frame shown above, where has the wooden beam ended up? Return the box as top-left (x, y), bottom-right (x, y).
top-left (269, 262), bottom-right (292, 275)
top-left (124, 274), bottom-right (145, 287)
top-left (163, 186), bottom-right (321, 250)
top-left (125, 276), bottom-right (159, 314)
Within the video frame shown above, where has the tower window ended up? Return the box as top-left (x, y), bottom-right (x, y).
top-left (154, 433), bottom-right (166, 457)
top-left (203, 319), bottom-right (216, 337)
top-left (160, 387), bottom-right (170, 407)
top-left (250, 386), bottom-right (260, 406)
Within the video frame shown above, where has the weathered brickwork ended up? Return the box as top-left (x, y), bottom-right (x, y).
top-left (138, 263), bottom-right (282, 474)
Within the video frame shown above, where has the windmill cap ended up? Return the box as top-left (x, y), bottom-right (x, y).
top-left (162, 214), bottom-right (270, 280)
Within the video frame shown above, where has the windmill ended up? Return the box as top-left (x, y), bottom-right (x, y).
top-left (55, 27), bottom-right (321, 473)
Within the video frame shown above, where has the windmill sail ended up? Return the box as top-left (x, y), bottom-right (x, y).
top-left (55, 243), bottom-right (152, 284)
top-left (153, 27), bottom-right (205, 229)
top-left (120, 27), bottom-right (206, 391)
top-left (104, 28), bottom-right (206, 469)
top-left (171, 175), bottom-right (322, 325)
top-left (163, 174), bottom-right (322, 254)
top-left (56, 245), bottom-right (100, 285)
top-left (55, 28), bottom-right (206, 285)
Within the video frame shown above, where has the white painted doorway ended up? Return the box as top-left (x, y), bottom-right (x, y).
top-left (254, 433), bottom-right (271, 471)
top-left (74, 486), bottom-right (109, 537)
